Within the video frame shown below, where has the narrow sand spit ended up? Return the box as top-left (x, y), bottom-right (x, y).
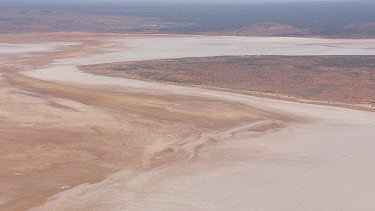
top-left (1, 35), bottom-right (375, 210)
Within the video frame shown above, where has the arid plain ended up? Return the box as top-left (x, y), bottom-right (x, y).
top-left (0, 33), bottom-right (375, 211)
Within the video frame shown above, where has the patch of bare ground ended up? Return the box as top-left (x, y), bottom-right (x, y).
top-left (0, 78), bottom-right (182, 209)
top-left (1, 71), bottom-right (281, 209)
top-left (81, 55), bottom-right (375, 111)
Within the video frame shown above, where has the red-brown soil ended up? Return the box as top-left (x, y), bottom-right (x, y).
top-left (81, 56), bottom-right (375, 110)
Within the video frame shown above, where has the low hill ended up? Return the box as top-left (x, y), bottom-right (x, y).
top-left (231, 22), bottom-right (311, 36)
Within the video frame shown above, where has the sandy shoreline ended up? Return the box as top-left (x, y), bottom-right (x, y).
top-left (1, 34), bottom-right (375, 210)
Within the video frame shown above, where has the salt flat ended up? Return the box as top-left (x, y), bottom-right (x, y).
top-left (57, 36), bottom-right (375, 65)
top-left (1, 34), bottom-right (374, 210)
top-left (20, 35), bottom-right (375, 211)
top-left (0, 42), bottom-right (78, 55)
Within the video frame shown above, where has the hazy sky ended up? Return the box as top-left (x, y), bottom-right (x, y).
top-left (76, 0), bottom-right (340, 1)
top-left (0, 0), bottom-right (363, 5)
top-left (0, 0), bottom-right (353, 2)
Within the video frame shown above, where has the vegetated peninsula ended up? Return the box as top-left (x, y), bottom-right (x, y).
top-left (81, 55), bottom-right (375, 110)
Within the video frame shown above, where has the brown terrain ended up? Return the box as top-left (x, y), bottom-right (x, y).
top-left (228, 22), bottom-right (311, 37)
top-left (344, 22), bottom-right (375, 37)
top-left (81, 56), bottom-right (375, 110)
top-left (204, 21), bottom-right (375, 38)
top-left (0, 9), bottom-right (194, 34)
top-left (345, 22), bottom-right (375, 31)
